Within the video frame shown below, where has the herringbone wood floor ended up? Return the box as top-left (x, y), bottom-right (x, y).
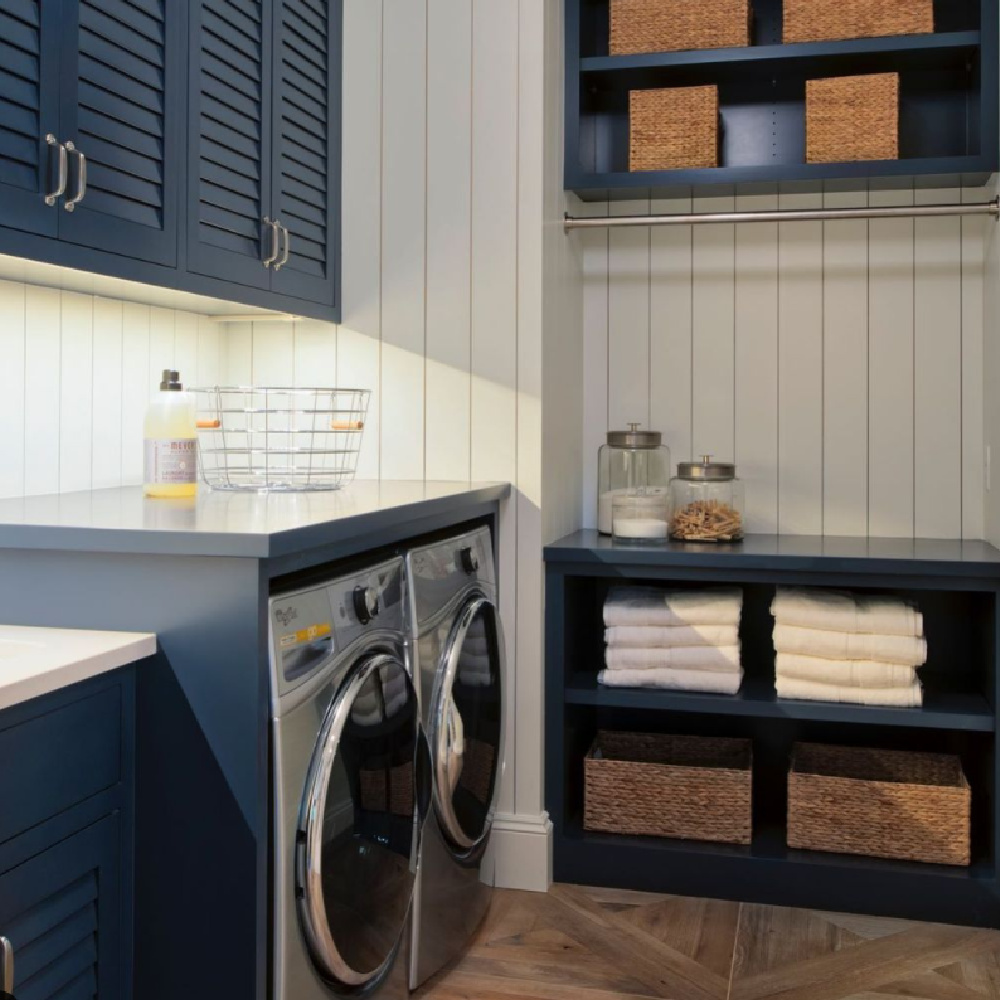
top-left (416, 884), bottom-right (1000, 1000)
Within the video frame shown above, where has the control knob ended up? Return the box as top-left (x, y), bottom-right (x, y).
top-left (459, 546), bottom-right (479, 575)
top-left (353, 585), bottom-right (380, 624)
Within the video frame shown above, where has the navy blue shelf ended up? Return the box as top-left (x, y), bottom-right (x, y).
top-left (566, 674), bottom-right (996, 732)
top-left (565, 0), bottom-right (999, 198)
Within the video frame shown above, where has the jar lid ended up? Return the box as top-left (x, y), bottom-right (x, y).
top-left (676, 455), bottom-right (736, 481)
top-left (607, 423), bottom-right (662, 449)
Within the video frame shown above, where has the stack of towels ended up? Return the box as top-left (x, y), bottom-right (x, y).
top-left (771, 588), bottom-right (926, 707)
top-left (598, 586), bottom-right (743, 695)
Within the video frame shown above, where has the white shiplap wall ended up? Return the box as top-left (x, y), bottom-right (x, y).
top-left (0, 282), bottom-right (224, 499)
top-left (582, 182), bottom-right (990, 540)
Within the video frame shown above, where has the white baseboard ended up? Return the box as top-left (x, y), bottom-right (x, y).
top-left (489, 811), bottom-right (553, 892)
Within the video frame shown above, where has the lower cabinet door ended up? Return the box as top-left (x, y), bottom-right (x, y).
top-left (0, 814), bottom-right (123, 1000)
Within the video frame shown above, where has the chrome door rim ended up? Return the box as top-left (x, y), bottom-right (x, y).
top-left (430, 591), bottom-right (504, 852)
top-left (296, 652), bottom-right (415, 988)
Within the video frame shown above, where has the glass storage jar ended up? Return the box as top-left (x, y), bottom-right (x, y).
top-left (670, 456), bottom-right (744, 543)
top-left (612, 491), bottom-right (670, 545)
top-left (598, 424), bottom-right (671, 535)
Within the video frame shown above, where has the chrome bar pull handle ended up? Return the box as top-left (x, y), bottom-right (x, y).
top-left (44, 135), bottom-right (67, 206)
top-left (262, 217), bottom-right (280, 267)
top-left (63, 142), bottom-right (86, 212)
top-left (1, 936), bottom-right (14, 996)
top-left (274, 223), bottom-right (290, 271)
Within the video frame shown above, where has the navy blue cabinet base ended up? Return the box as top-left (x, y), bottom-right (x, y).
top-left (565, 0), bottom-right (999, 198)
top-left (544, 532), bottom-right (1000, 927)
top-left (0, 0), bottom-right (342, 321)
top-left (0, 671), bottom-right (136, 1000)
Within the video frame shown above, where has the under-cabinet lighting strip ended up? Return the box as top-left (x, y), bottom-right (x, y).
top-left (564, 198), bottom-right (1000, 230)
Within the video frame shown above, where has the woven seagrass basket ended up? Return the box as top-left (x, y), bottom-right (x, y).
top-left (784, 0), bottom-right (933, 44)
top-left (610, 0), bottom-right (751, 55)
top-left (630, 85), bottom-right (719, 172)
top-left (584, 731), bottom-right (752, 844)
top-left (788, 743), bottom-right (971, 866)
top-left (806, 73), bottom-right (899, 164)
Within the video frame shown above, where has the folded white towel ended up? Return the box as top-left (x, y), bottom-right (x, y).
top-left (772, 624), bottom-right (927, 667)
top-left (771, 588), bottom-right (923, 637)
top-left (605, 624), bottom-right (740, 649)
top-left (776, 676), bottom-right (923, 708)
top-left (598, 668), bottom-right (742, 695)
top-left (606, 645), bottom-right (741, 673)
top-left (776, 653), bottom-right (918, 689)
top-left (604, 586), bottom-right (742, 628)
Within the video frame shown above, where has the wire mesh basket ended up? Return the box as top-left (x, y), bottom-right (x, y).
top-left (192, 387), bottom-right (371, 492)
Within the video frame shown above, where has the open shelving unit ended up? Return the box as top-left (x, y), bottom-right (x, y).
top-left (544, 531), bottom-right (1000, 927)
top-left (565, 0), bottom-right (999, 199)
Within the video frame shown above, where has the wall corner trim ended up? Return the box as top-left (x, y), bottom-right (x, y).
top-left (491, 811), bottom-right (553, 893)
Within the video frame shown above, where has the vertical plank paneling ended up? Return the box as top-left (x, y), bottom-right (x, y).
top-left (868, 184), bottom-right (915, 537)
top-left (961, 186), bottom-right (988, 539)
top-left (121, 302), bottom-right (151, 484)
top-left (174, 313), bottom-right (198, 386)
top-left (381, 0), bottom-right (428, 480)
top-left (223, 321), bottom-right (254, 386)
top-left (777, 185), bottom-right (824, 534)
top-left (59, 292), bottom-right (94, 494)
top-left (23, 286), bottom-right (61, 496)
top-left (914, 185), bottom-right (962, 538)
top-left (91, 298), bottom-right (123, 490)
top-left (251, 320), bottom-right (295, 385)
top-left (649, 195), bottom-right (692, 464)
top-left (195, 316), bottom-right (223, 389)
top-left (340, 0), bottom-right (383, 480)
top-left (0, 281), bottom-right (25, 499)
top-left (734, 184), bottom-right (779, 533)
top-left (293, 320), bottom-right (337, 387)
top-left (580, 200), bottom-right (609, 529)
top-left (691, 190), bottom-right (735, 461)
top-left (607, 199), bottom-right (650, 430)
top-left (148, 308), bottom-right (175, 392)
top-left (425, 0), bottom-right (473, 482)
top-left (471, 0), bottom-right (519, 817)
top-left (822, 182), bottom-right (869, 536)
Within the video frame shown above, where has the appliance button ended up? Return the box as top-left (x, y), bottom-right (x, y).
top-left (460, 546), bottom-right (479, 574)
top-left (353, 585), bottom-right (380, 624)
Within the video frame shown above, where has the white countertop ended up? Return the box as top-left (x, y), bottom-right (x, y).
top-left (0, 625), bottom-right (156, 712)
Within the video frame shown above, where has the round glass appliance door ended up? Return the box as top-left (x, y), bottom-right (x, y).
top-left (297, 653), bottom-right (419, 989)
top-left (432, 593), bottom-right (504, 853)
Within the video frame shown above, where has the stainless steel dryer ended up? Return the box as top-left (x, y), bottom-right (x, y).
top-left (270, 557), bottom-right (425, 1000)
top-left (406, 526), bottom-right (505, 989)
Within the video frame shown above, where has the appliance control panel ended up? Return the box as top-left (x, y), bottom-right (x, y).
top-left (408, 527), bottom-right (495, 626)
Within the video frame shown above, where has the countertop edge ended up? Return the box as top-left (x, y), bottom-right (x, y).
top-left (0, 632), bottom-right (157, 713)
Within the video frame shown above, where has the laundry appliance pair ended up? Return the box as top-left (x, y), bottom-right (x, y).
top-left (269, 526), bottom-right (504, 999)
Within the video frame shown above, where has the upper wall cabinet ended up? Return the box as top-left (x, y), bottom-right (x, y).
top-left (565, 0), bottom-right (999, 200)
top-left (0, 0), bottom-right (342, 321)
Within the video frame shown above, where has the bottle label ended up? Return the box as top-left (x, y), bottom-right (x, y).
top-left (144, 439), bottom-right (197, 485)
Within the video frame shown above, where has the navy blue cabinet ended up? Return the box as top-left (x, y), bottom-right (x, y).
top-left (0, 672), bottom-right (135, 1000)
top-left (0, 0), bottom-right (342, 321)
top-left (269, 0), bottom-right (340, 308)
top-left (0, 0), bottom-right (61, 238)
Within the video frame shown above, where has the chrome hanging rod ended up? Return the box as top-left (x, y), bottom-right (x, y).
top-left (564, 198), bottom-right (1000, 230)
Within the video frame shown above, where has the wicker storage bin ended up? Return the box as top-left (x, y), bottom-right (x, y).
top-left (584, 731), bottom-right (752, 844)
top-left (788, 743), bottom-right (971, 866)
top-left (610, 0), bottom-right (751, 55)
top-left (784, 0), bottom-right (933, 44)
top-left (806, 73), bottom-right (899, 164)
top-left (630, 85), bottom-right (719, 172)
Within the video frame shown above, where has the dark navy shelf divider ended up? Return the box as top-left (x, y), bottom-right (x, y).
top-left (544, 530), bottom-right (1000, 927)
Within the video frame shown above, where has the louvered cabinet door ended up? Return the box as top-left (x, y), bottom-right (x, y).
top-left (187, 0), bottom-right (274, 288)
top-left (0, 815), bottom-right (123, 1000)
top-left (268, 0), bottom-right (340, 307)
top-left (56, 0), bottom-right (183, 266)
top-left (0, 0), bottom-right (61, 237)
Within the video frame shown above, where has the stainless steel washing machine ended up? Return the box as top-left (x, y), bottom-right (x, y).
top-left (406, 526), bottom-right (505, 989)
top-left (270, 556), bottom-right (425, 1000)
